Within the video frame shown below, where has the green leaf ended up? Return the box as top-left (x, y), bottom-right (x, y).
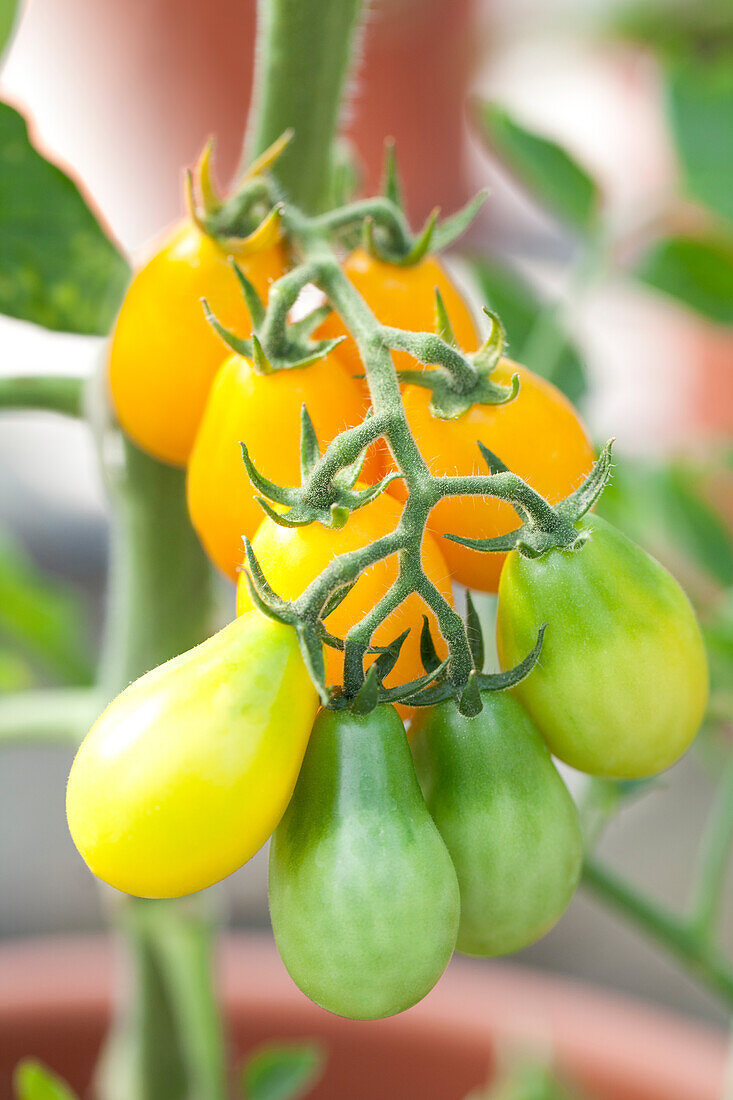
top-left (633, 234), bottom-right (733, 325)
top-left (242, 1044), bottom-right (323, 1100)
top-left (0, 0), bottom-right (20, 60)
top-left (666, 54), bottom-right (733, 225)
top-left (468, 257), bottom-right (587, 403)
top-left (0, 535), bottom-right (93, 684)
top-left (0, 102), bottom-right (130, 333)
top-left (14, 1060), bottom-right (79, 1100)
top-left (473, 102), bottom-right (600, 233)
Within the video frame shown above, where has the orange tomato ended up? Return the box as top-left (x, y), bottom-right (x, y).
top-left (236, 490), bottom-right (454, 699)
top-left (187, 352), bottom-right (382, 580)
top-left (109, 220), bottom-right (286, 465)
top-left (391, 361), bottom-right (595, 592)
top-left (317, 248), bottom-right (478, 385)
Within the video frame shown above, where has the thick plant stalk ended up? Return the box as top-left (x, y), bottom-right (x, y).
top-left (87, 364), bottom-right (225, 1099)
top-left (245, 0), bottom-right (364, 212)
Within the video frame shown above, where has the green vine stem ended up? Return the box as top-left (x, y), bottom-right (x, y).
top-left (0, 363), bottom-right (225, 1097)
top-left (235, 205), bottom-right (601, 710)
top-left (0, 373), bottom-right (85, 418)
top-left (582, 858), bottom-right (733, 1009)
top-left (244, 0), bottom-right (365, 213)
top-left (88, 375), bottom-right (225, 1099)
top-left (688, 754), bottom-right (733, 944)
top-left (0, 687), bottom-right (99, 744)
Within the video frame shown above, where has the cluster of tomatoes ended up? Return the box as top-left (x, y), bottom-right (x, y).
top-left (66, 212), bottom-right (709, 1020)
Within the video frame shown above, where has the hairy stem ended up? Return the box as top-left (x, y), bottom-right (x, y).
top-left (582, 858), bottom-right (733, 1009)
top-left (87, 366), bottom-right (224, 1099)
top-left (245, 0), bottom-right (365, 213)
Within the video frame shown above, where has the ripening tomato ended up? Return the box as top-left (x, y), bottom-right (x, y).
top-left (496, 514), bottom-right (709, 779)
top-left (390, 361), bottom-right (595, 592)
top-left (269, 705), bottom-right (459, 1019)
top-left (187, 351), bottom-right (382, 579)
top-left (412, 692), bottom-right (582, 957)
top-left (236, 490), bottom-right (454, 697)
top-left (317, 248), bottom-right (478, 384)
top-left (109, 220), bottom-right (286, 466)
top-left (66, 612), bottom-right (318, 898)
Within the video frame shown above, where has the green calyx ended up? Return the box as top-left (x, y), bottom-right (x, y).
top-left (241, 405), bottom-right (399, 529)
top-left (185, 133), bottom-right (290, 247)
top-left (395, 308), bottom-right (519, 419)
top-left (203, 260), bottom-right (343, 375)
top-left (356, 142), bottom-right (489, 266)
top-left (395, 602), bottom-right (547, 716)
top-left (445, 440), bottom-right (615, 560)
top-left (241, 539), bottom-right (441, 710)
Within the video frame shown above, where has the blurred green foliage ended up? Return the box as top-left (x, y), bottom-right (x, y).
top-left (0, 0), bottom-right (18, 61)
top-left (468, 257), bottom-right (587, 404)
top-left (0, 534), bottom-right (93, 687)
top-left (13, 1061), bottom-right (78, 1100)
top-left (472, 102), bottom-right (600, 234)
top-left (240, 1044), bottom-right (323, 1100)
top-left (634, 235), bottom-right (733, 325)
top-left (0, 103), bottom-right (130, 334)
top-left (468, 1061), bottom-right (582, 1100)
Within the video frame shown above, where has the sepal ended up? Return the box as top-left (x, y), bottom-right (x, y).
top-left (434, 288), bottom-right (457, 347)
top-left (396, 363), bottom-right (518, 419)
top-left (243, 406), bottom-right (398, 530)
top-left (401, 623), bottom-right (546, 710)
top-left (395, 311), bottom-right (518, 419)
top-left (364, 207), bottom-right (438, 267)
top-left (431, 190), bottom-right (489, 252)
top-left (185, 136), bottom-right (286, 251)
top-left (444, 441), bottom-right (615, 558)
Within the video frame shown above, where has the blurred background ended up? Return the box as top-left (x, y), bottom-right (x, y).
top-left (1, 0), bottom-right (731, 1031)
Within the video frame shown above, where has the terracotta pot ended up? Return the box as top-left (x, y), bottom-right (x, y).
top-left (0, 934), bottom-right (727, 1100)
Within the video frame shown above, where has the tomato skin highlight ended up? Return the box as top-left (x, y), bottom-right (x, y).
top-left (412, 692), bottom-right (582, 957)
top-left (236, 492), bottom-right (454, 697)
top-left (269, 705), bottom-right (460, 1019)
top-left (390, 361), bottom-right (596, 592)
top-left (496, 514), bottom-right (709, 779)
top-left (66, 612), bottom-right (318, 899)
top-left (187, 351), bottom-right (381, 580)
top-left (317, 248), bottom-right (478, 385)
top-left (109, 220), bottom-right (286, 466)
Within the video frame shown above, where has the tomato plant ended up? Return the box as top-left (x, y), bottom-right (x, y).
top-left (3, 0), bottom-right (730, 1091)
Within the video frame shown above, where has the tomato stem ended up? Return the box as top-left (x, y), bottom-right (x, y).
top-left (582, 857), bottom-right (733, 1010)
top-left (688, 754), bottom-right (733, 944)
top-left (244, 0), bottom-right (366, 213)
top-left (0, 372), bottom-right (86, 417)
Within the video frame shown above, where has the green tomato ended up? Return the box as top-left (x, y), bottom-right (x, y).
top-left (412, 692), bottom-right (582, 957)
top-left (66, 612), bottom-right (318, 899)
top-left (269, 704), bottom-right (460, 1020)
top-left (496, 514), bottom-right (708, 779)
